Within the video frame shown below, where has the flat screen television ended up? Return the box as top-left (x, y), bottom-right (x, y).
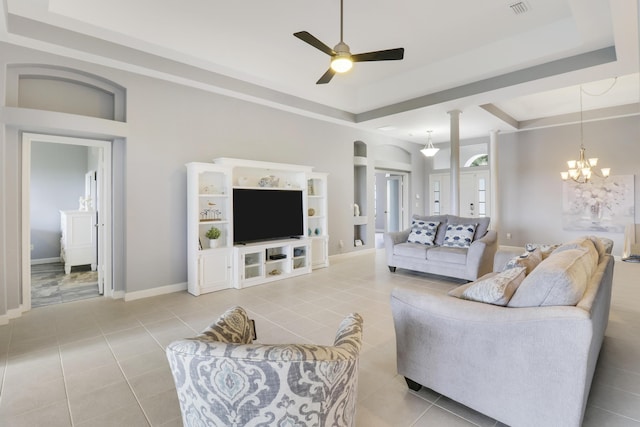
top-left (233, 188), bottom-right (304, 244)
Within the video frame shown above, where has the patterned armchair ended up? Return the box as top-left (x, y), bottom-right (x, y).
top-left (166, 306), bottom-right (364, 427)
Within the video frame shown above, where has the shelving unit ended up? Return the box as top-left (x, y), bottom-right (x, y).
top-left (187, 159), bottom-right (329, 294)
top-left (233, 239), bottom-right (311, 288)
top-left (354, 141), bottom-right (368, 248)
top-left (186, 162), bottom-right (234, 295)
top-left (307, 172), bottom-right (329, 269)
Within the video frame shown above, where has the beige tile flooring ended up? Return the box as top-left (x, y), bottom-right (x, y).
top-left (0, 249), bottom-right (639, 426)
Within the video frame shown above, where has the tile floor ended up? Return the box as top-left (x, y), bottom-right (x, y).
top-left (1, 250), bottom-right (639, 426)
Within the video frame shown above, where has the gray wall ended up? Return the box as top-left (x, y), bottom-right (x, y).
top-left (30, 142), bottom-right (89, 260)
top-left (0, 42), bottom-right (425, 316)
top-left (497, 115), bottom-right (639, 254)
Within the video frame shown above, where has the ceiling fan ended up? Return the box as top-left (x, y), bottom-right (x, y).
top-left (293, 0), bottom-right (405, 84)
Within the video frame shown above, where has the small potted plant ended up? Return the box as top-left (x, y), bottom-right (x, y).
top-left (206, 226), bottom-right (221, 248)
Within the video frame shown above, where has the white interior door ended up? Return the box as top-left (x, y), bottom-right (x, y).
top-left (386, 176), bottom-right (402, 232)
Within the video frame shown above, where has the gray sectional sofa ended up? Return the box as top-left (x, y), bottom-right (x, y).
top-left (390, 236), bottom-right (614, 427)
top-left (384, 214), bottom-right (497, 281)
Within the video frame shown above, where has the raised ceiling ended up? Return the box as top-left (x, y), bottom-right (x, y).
top-left (2, 0), bottom-right (639, 144)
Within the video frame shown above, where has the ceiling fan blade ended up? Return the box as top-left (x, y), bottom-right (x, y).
top-left (293, 31), bottom-right (335, 56)
top-left (352, 47), bottom-right (404, 62)
top-left (316, 68), bottom-right (336, 84)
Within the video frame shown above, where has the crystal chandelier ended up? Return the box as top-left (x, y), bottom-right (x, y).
top-left (421, 131), bottom-right (439, 157)
top-left (561, 86), bottom-right (610, 183)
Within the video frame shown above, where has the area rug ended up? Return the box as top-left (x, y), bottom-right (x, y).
top-left (31, 262), bottom-right (100, 308)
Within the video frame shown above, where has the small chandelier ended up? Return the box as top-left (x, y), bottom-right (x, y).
top-left (561, 86), bottom-right (610, 183)
top-left (421, 131), bottom-right (439, 157)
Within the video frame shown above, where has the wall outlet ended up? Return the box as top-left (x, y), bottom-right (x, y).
top-left (339, 240), bottom-right (344, 249)
top-left (506, 232), bottom-right (512, 240)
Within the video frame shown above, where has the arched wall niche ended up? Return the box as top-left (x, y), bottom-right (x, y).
top-left (5, 64), bottom-right (126, 122)
top-left (374, 144), bottom-right (411, 167)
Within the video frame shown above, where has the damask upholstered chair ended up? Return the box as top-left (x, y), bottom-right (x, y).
top-left (166, 306), bottom-right (364, 427)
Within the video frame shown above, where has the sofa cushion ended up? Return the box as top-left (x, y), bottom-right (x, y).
top-left (426, 246), bottom-right (467, 264)
top-left (412, 214), bottom-right (448, 245)
top-left (507, 247), bottom-right (596, 307)
top-left (504, 247), bottom-right (542, 275)
top-left (442, 224), bottom-right (477, 248)
top-left (449, 266), bottom-right (526, 306)
top-left (446, 215), bottom-right (490, 242)
top-left (407, 220), bottom-right (440, 246)
top-left (393, 242), bottom-right (430, 259)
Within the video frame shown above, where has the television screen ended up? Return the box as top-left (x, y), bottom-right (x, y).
top-left (233, 189), bottom-right (304, 244)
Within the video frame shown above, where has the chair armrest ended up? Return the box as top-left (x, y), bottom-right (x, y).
top-left (384, 229), bottom-right (411, 266)
top-left (385, 229), bottom-right (411, 246)
top-left (196, 306), bottom-right (254, 344)
top-left (466, 230), bottom-right (498, 279)
top-left (333, 313), bottom-right (363, 357)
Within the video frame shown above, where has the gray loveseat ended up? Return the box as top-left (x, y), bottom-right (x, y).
top-left (385, 215), bottom-right (497, 281)
top-left (390, 236), bottom-right (614, 427)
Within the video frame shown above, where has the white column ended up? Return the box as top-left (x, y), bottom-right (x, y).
top-left (489, 130), bottom-right (500, 236)
top-left (448, 110), bottom-right (461, 215)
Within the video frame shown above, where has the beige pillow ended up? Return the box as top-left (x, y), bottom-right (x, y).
top-left (508, 248), bottom-right (592, 307)
top-left (448, 267), bottom-right (526, 306)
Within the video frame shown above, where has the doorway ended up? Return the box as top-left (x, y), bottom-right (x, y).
top-left (374, 171), bottom-right (409, 248)
top-left (22, 133), bottom-right (113, 309)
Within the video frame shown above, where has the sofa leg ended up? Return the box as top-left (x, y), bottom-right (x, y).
top-left (388, 266), bottom-right (397, 272)
top-left (404, 377), bottom-right (422, 391)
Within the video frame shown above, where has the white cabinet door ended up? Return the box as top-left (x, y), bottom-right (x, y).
top-left (198, 250), bottom-right (232, 294)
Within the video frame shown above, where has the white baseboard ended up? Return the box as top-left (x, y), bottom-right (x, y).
top-left (124, 282), bottom-right (187, 302)
top-left (0, 306), bottom-right (26, 325)
top-left (31, 257), bottom-right (61, 265)
top-left (329, 247), bottom-right (376, 261)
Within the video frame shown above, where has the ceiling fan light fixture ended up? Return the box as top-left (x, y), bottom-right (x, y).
top-left (331, 53), bottom-right (353, 73)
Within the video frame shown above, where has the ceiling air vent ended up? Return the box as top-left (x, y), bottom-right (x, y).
top-left (509, 1), bottom-right (529, 15)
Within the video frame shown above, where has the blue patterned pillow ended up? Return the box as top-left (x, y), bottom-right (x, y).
top-left (407, 220), bottom-right (440, 246)
top-left (442, 223), bottom-right (477, 248)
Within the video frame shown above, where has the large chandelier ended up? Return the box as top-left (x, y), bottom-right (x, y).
top-left (421, 131), bottom-right (439, 157)
top-left (561, 85), bottom-right (610, 183)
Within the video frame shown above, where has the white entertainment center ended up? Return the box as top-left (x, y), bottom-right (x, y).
top-left (186, 158), bottom-right (328, 296)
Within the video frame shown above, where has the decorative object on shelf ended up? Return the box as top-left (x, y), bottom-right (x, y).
top-left (294, 248), bottom-right (305, 257)
top-left (315, 228), bottom-right (321, 235)
top-left (268, 269), bottom-right (281, 276)
top-left (308, 208), bottom-right (315, 216)
top-left (308, 180), bottom-right (315, 195)
top-left (206, 226), bottom-right (221, 248)
top-left (308, 228), bottom-right (312, 236)
top-left (420, 130), bottom-right (439, 157)
top-left (353, 203), bottom-right (360, 217)
top-left (78, 196), bottom-right (92, 211)
top-left (200, 202), bottom-right (222, 221)
top-left (258, 175), bottom-right (279, 188)
top-left (560, 84), bottom-right (612, 183)
top-left (355, 239), bottom-right (363, 246)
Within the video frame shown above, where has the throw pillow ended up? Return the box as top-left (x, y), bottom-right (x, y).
top-left (503, 247), bottom-right (542, 275)
top-left (407, 220), bottom-right (440, 246)
top-left (507, 248), bottom-right (592, 307)
top-left (442, 224), bottom-right (477, 248)
top-left (448, 267), bottom-right (526, 306)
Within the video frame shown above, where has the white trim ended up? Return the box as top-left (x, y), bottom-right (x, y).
top-left (31, 257), bottom-right (61, 265)
top-left (21, 133), bottom-right (113, 314)
top-left (329, 248), bottom-right (376, 261)
top-left (124, 282), bottom-right (187, 302)
top-left (0, 306), bottom-right (25, 325)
